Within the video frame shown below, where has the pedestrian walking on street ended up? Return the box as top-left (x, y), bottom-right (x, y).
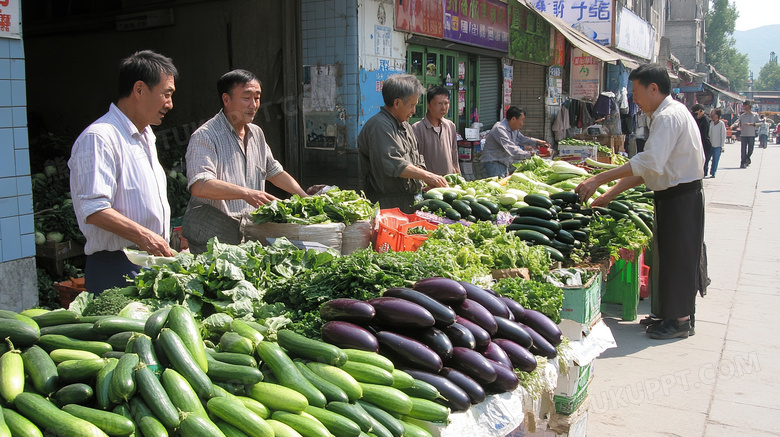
top-left (708, 109), bottom-right (726, 178)
top-left (757, 115), bottom-right (771, 149)
top-left (575, 63), bottom-right (705, 340)
top-left (692, 104), bottom-right (712, 175)
top-left (730, 101), bottom-right (760, 168)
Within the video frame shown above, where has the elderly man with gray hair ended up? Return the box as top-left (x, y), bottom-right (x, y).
top-left (358, 74), bottom-right (448, 212)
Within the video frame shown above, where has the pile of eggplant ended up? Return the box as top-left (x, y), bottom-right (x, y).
top-left (318, 277), bottom-right (562, 412)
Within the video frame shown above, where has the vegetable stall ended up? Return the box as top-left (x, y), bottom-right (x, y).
top-left (2, 153), bottom-right (652, 437)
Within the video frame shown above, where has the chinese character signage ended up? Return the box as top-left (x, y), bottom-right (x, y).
top-left (395, 0), bottom-right (444, 38)
top-left (570, 48), bottom-right (601, 101)
top-left (531, 0), bottom-right (612, 46)
top-left (615, 5), bottom-right (655, 60)
top-left (508, 2), bottom-right (551, 64)
top-left (443, 0), bottom-right (509, 52)
top-left (0, 0), bottom-right (20, 39)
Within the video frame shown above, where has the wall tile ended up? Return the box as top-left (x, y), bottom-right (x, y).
top-left (0, 177), bottom-right (15, 197)
top-left (17, 194), bottom-right (32, 215)
top-left (8, 39), bottom-right (24, 59)
top-left (14, 148), bottom-right (29, 176)
top-left (10, 80), bottom-right (25, 106)
top-left (0, 80), bottom-right (11, 106)
top-left (0, 196), bottom-right (18, 217)
top-left (10, 59), bottom-right (24, 80)
top-left (19, 213), bottom-right (33, 235)
top-left (0, 139), bottom-right (13, 178)
top-left (16, 175), bottom-right (30, 196)
top-left (0, 108), bottom-right (11, 128)
top-left (0, 59), bottom-right (9, 80)
top-left (0, 239), bottom-right (3, 263)
top-left (12, 107), bottom-right (26, 127)
top-left (0, 216), bottom-right (21, 261)
top-left (0, 39), bottom-right (9, 58)
top-left (21, 232), bottom-right (35, 258)
top-left (14, 127), bottom-right (28, 149)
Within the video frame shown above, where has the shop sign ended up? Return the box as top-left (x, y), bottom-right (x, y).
top-left (508, 2), bottom-right (551, 64)
top-left (443, 0), bottom-right (509, 52)
top-left (615, 5), bottom-right (654, 60)
top-left (548, 66), bottom-right (563, 105)
top-left (0, 0), bottom-right (20, 39)
top-left (530, 0), bottom-right (612, 46)
top-left (554, 30), bottom-right (566, 66)
top-left (570, 48), bottom-right (601, 101)
top-left (503, 62), bottom-right (513, 105)
top-left (395, 0), bottom-right (444, 38)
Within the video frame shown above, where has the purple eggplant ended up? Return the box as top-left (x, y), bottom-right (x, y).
top-left (376, 331), bottom-right (443, 373)
top-left (499, 297), bottom-right (526, 321)
top-left (520, 324), bottom-right (558, 359)
top-left (412, 327), bottom-right (454, 361)
top-left (367, 297), bottom-right (435, 329)
top-left (450, 347), bottom-right (497, 384)
top-left (383, 287), bottom-right (457, 327)
top-left (485, 360), bottom-right (519, 394)
top-left (440, 367), bottom-right (486, 404)
top-left (494, 317), bottom-right (533, 349)
top-left (521, 309), bottom-right (563, 346)
top-left (459, 281), bottom-right (512, 319)
top-left (483, 288), bottom-right (499, 296)
top-left (413, 277), bottom-right (468, 305)
top-left (482, 341), bottom-right (512, 370)
top-left (454, 316), bottom-right (491, 350)
top-left (454, 299), bottom-right (498, 336)
top-left (442, 322), bottom-right (476, 349)
top-left (402, 368), bottom-right (471, 412)
top-left (320, 299), bottom-right (376, 323)
top-left (321, 321), bottom-right (379, 352)
top-left (493, 339), bottom-right (538, 372)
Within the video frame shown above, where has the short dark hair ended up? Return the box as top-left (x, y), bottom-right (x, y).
top-left (691, 104), bottom-right (703, 113)
top-left (426, 86), bottom-right (450, 104)
top-left (117, 50), bottom-right (178, 98)
top-left (506, 106), bottom-right (526, 120)
top-left (218, 69), bottom-right (262, 106)
top-left (628, 64), bottom-right (671, 95)
top-left (743, 100), bottom-right (752, 107)
top-left (713, 108), bottom-right (722, 118)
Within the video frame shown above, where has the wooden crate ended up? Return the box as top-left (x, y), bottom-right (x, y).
top-left (36, 240), bottom-right (85, 278)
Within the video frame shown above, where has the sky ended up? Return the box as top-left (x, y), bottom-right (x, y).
top-left (733, 0), bottom-right (780, 31)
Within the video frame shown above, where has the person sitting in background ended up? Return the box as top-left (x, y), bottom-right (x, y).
top-left (480, 106), bottom-right (549, 179)
top-left (707, 109), bottom-right (726, 178)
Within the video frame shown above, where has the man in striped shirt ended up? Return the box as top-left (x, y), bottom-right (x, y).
top-left (69, 51), bottom-right (177, 294)
top-left (183, 69), bottom-right (311, 253)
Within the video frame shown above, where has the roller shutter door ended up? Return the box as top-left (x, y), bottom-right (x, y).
top-left (511, 61), bottom-right (547, 140)
top-left (478, 56), bottom-right (501, 129)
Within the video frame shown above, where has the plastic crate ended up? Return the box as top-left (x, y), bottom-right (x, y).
top-left (375, 217), bottom-right (403, 253)
top-left (601, 248), bottom-right (643, 321)
top-left (398, 221), bottom-right (438, 252)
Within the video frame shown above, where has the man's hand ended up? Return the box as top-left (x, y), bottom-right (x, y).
top-left (575, 177), bottom-right (601, 203)
top-left (537, 139), bottom-right (550, 147)
top-left (589, 195), bottom-right (611, 208)
top-left (244, 190), bottom-right (279, 208)
top-left (424, 173), bottom-right (449, 188)
top-left (137, 231), bottom-right (174, 257)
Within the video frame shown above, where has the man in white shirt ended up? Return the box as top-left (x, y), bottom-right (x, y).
top-left (576, 63), bottom-right (705, 340)
top-left (69, 51), bottom-right (177, 294)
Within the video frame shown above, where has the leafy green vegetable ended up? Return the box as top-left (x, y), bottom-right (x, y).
top-left (250, 188), bottom-right (377, 225)
top-left (81, 288), bottom-right (138, 317)
top-left (493, 277), bottom-right (564, 323)
top-left (588, 215), bottom-right (651, 259)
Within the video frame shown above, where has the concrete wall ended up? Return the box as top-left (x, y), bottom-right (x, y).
top-left (665, 20), bottom-right (699, 67)
top-left (667, 0), bottom-right (699, 21)
top-left (0, 36), bottom-right (37, 310)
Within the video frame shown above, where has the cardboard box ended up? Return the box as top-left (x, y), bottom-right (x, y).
top-left (560, 273), bottom-right (602, 324)
top-left (464, 128), bottom-right (480, 140)
top-left (558, 314), bottom-right (602, 341)
top-left (555, 361), bottom-right (594, 397)
top-left (556, 144), bottom-right (598, 161)
top-left (554, 383), bottom-right (588, 415)
top-left (492, 268), bottom-right (531, 281)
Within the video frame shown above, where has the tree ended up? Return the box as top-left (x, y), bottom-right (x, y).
top-left (705, 0), bottom-right (749, 91)
top-left (754, 54), bottom-right (780, 91)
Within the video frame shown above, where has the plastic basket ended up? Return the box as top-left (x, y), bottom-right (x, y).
top-left (375, 217), bottom-right (403, 253)
top-left (398, 221), bottom-right (438, 252)
top-left (54, 277), bottom-right (87, 308)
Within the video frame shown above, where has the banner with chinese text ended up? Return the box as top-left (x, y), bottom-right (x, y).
top-left (530, 0), bottom-right (612, 46)
top-left (0, 0), bottom-right (21, 39)
top-left (508, 1), bottom-right (551, 64)
top-left (395, 0), bottom-right (444, 38)
top-left (570, 48), bottom-right (601, 101)
top-left (443, 0), bottom-right (509, 52)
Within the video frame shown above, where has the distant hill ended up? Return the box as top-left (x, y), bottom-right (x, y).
top-left (734, 25), bottom-right (780, 84)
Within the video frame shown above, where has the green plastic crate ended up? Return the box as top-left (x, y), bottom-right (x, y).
top-left (601, 249), bottom-right (642, 321)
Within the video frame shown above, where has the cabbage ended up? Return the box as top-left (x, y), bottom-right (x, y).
top-left (46, 231), bottom-right (65, 243)
top-left (35, 231), bottom-right (46, 245)
top-left (118, 302), bottom-right (152, 320)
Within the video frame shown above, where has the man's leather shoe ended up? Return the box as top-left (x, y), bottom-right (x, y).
top-left (648, 319), bottom-right (691, 339)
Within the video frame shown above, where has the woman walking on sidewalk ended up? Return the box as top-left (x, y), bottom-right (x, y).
top-left (708, 109), bottom-right (726, 177)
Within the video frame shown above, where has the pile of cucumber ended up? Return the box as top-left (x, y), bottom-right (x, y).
top-left (412, 190), bottom-right (499, 222)
top-left (0, 307), bottom-right (446, 437)
top-left (506, 192), bottom-right (591, 261)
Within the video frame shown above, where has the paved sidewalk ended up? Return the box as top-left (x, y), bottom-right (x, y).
top-left (588, 140), bottom-right (780, 436)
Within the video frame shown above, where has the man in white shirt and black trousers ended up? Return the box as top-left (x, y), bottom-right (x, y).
top-left (576, 63), bottom-right (706, 340)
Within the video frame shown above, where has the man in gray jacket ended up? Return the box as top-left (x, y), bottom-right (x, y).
top-left (731, 101), bottom-right (760, 168)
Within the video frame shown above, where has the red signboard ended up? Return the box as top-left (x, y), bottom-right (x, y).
top-left (395, 0), bottom-right (444, 38)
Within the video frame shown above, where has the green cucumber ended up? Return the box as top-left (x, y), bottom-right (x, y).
top-left (628, 211), bottom-right (653, 237)
top-left (401, 420), bottom-right (434, 437)
top-left (559, 219), bottom-right (582, 230)
top-left (168, 305), bottom-right (208, 372)
top-left (441, 191), bottom-right (459, 203)
top-left (469, 202), bottom-right (493, 221)
top-left (477, 198), bottom-right (500, 214)
top-left (271, 411), bottom-right (330, 437)
top-left (358, 383), bottom-right (413, 415)
top-left (246, 382), bottom-right (308, 413)
top-left (423, 190), bottom-right (444, 201)
top-left (426, 199), bottom-right (450, 212)
top-left (109, 353), bottom-right (138, 403)
top-left (444, 208), bottom-right (462, 221)
top-left (343, 349), bottom-right (394, 372)
top-left (304, 405), bottom-right (361, 437)
top-left (129, 397), bottom-right (168, 437)
top-left (216, 420), bottom-right (251, 437)
top-left (256, 341), bottom-right (326, 407)
top-left (76, 315), bottom-right (112, 324)
top-left (219, 332), bottom-right (254, 355)
top-left (506, 223), bottom-right (555, 239)
top-left (143, 307), bottom-right (170, 340)
top-left (236, 396), bottom-right (271, 420)
top-left (325, 402), bottom-right (373, 433)
top-left (294, 360), bottom-right (349, 403)
top-left (14, 392), bottom-right (107, 437)
top-left (52, 383), bottom-right (94, 407)
top-left (406, 397), bottom-right (449, 421)
top-left (0, 310), bottom-right (39, 331)
top-left (511, 215), bottom-right (562, 232)
top-left (95, 357), bottom-right (118, 410)
top-left (105, 331), bottom-right (134, 351)
top-left (57, 358), bottom-right (106, 384)
top-left (37, 334), bottom-right (113, 356)
top-left (31, 309), bottom-right (78, 327)
top-left (556, 229), bottom-right (575, 244)
top-left (208, 350), bottom-right (258, 367)
top-left (62, 404), bottom-right (135, 437)
top-left (306, 362), bottom-right (362, 402)
top-left (207, 396), bottom-right (274, 437)
top-left (544, 246), bottom-right (566, 262)
top-left (178, 411), bottom-right (226, 437)
top-left (0, 320), bottom-right (40, 348)
top-left (161, 368), bottom-right (208, 416)
top-left (20, 308), bottom-right (49, 318)
top-left (135, 363), bottom-right (179, 429)
top-left (356, 400), bottom-right (406, 437)
top-left (571, 229), bottom-right (589, 242)
top-left (92, 317), bottom-right (145, 336)
top-left (515, 229), bottom-right (552, 245)
top-left (40, 323), bottom-right (102, 341)
top-left (230, 320), bottom-right (265, 347)
top-left (207, 358), bottom-right (264, 385)
top-left (266, 419), bottom-right (303, 437)
top-left (524, 193), bottom-right (553, 209)
top-left (277, 330), bottom-right (347, 366)
top-left (128, 334), bottom-right (160, 372)
top-left (0, 343), bottom-right (24, 404)
top-left (400, 379), bottom-right (440, 400)
top-left (451, 199), bottom-right (472, 217)
top-left (340, 361), bottom-right (394, 385)
top-left (158, 328), bottom-right (213, 398)
top-left (550, 191), bottom-right (580, 204)
top-left (390, 369), bottom-right (414, 389)
top-left (21, 345), bottom-right (59, 396)
top-left (3, 407), bottom-right (43, 437)
top-left (49, 348), bottom-right (102, 363)
top-left (514, 205), bottom-right (554, 220)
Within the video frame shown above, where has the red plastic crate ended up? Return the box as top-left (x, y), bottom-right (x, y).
top-left (398, 221), bottom-right (438, 252)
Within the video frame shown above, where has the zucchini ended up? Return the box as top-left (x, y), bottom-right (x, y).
top-left (21, 345), bottom-right (59, 396)
top-left (178, 411), bottom-right (226, 437)
top-left (306, 362), bottom-right (363, 402)
top-left (37, 334), bottom-right (113, 356)
top-left (208, 350), bottom-right (258, 367)
top-left (343, 349), bottom-right (393, 372)
top-left (358, 383), bottom-right (412, 415)
top-left (129, 397), bottom-right (168, 437)
top-left (544, 246), bottom-right (566, 262)
top-left (219, 332), bottom-right (254, 355)
top-left (109, 353), bottom-right (138, 403)
top-left (556, 212), bottom-right (574, 220)
top-left (40, 323), bottom-right (102, 341)
top-left (551, 239), bottom-right (574, 252)
top-left (207, 357), bottom-right (264, 385)
top-left (325, 402), bottom-right (374, 433)
top-left (266, 419), bottom-right (303, 437)
top-left (14, 392), bottom-right (108, 437)
top-left (31, 309), bottom-right (79, 328)
top-left (0, 343), bottom-right (24, 404)
top-left (559, 219), bottom-right (582, 230)
top-left (506, 224), bottom-right (555, 239)
top-left (523, 193), bottom-right (553, 209)
top-left (95, 357), bottom-right (118, 410)
top-left (0, 310), bottom-right (39, 331)
top-left (0, 320), bottom-right (40, 348)
top-left (143, 307), bottom-right (170, 340)
top-left (628, 211), bottom-right (653, 237)
top-left (304, 405), bottom-right (362, 437)
top-left (608, 200), bottom-right (630, 214)
top-left (550, 191), bottom-right (580, 204)
top-left (62, 404), bottom-right (135, 437)
top-left (356, 400), bottom-right (406, 437)
top-left (443, 208), bottom-right (461, 221)
top-left (405, 397), bottom-right (449, 421)
top-left (77, 315), bottom-right (112, 324)
top-left (361, 414), bottom-right (393, 437)
top-left (411, 200), bottom-right (431, 212)
top-left (92, 317), bottom-right (145, 336)
top-left (216, 420), bottom-right (251, 437)
top-left (50, 348), bottom-right (102, 363)
top-left (514, 229), bottom-right (552, 246)
top-left (401, 420), bottom-right (434, 437)
top-left (230, 320), bottom-right (265, 347)
top-left (451, 200), bottom-right (472, 217)
top-left (129, 334), bottom-right (160, 373)
top-left (169, 305), bottom-right (208, 373)
top-left (271, 411), bottom-right (330, 437)
top-left (158, 328), bottom-right (213, 398)
top-left (294, 361), bottom-right (349, 403)
top-left (256, 341), bottom-right (326, 407)
top-left (571, 229), bottom-right (589, 242)
top-left (608, 209), bottom-right (629, 220)
top-left (400, 380), bottom-right (440, 401)
top-left (340, 361), bottom-right (394, 386)
top-left (441, 191), bottom-right (459, 203)
top-left (135, 363), bottom-right (179, 429)
top-left (246, 382), bottom-right (309, 413)
top-left (426, 199), bottom-right (450, 212)
top-left (423, 190), bottom-right (444, 201)
top-left (236, 396), bottom-right (271, 420)
top-left (469, 202), bottom-right (493, 221)
top-left (477, 198), bottom-right (499, 214)
top-left (207, 396), bottom-right (274, 437)
top-left (511, 215), bottom-right (561, 232)
top-left (53, 383), bottom-right (94, 407)
top-left (160, 368), bottom-right (207, 416)
top-left (106, 331), bottom-right (134, 351)
top-left (3, 407), bottom-right (43, 437)
top-left (556, 229), bottom-right (575, 244)
top-left (57, 358), bottom-right (106, 384)
top-left (390, 369), bottom-right (414, 389)
top-left (277, 330), bottom-right (347, 366)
